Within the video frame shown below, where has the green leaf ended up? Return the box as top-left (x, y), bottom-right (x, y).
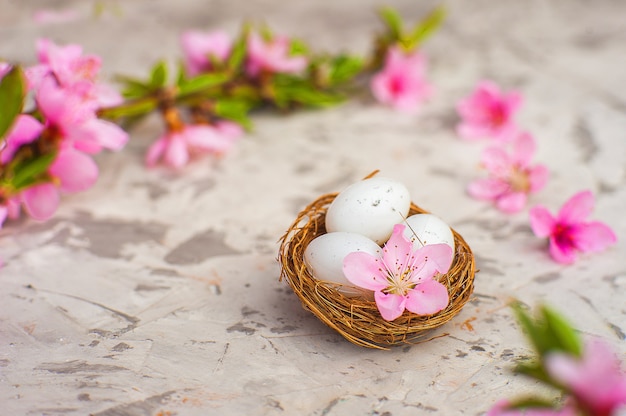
top-left (149, 60), bottom-right (168, 89)
top-left (406, 5), bottom-right (446, 48)
top-left (541, 305), bottom-right (582, 357)
top-left (272, 75), bottom-right (345, 108)
top-left (379, 7), bottom-right (403, 39)
top-left (512, 301), bottom-right (583, 360)
top-left (514, 360), bottom-right (551, 384)
top-left (175, 61), bottom-right (187, 86)
top-left (177, 73), bottom-right (230, 97)
top-left (506, 396), bottom-right (559, 411)
top-left (511, 301), bottom-right (554, 356)
top-left (289, 38), bottom-right (309, 56)
top-left (229, 84), bottom-right (261, 103)
top-left (114, 74), bottom-right (152, 99)
top-left (214, 99), bottom-right (253, 130)
top-left (227, 26), bottom-right (249, 72)
top-left (98, 97), bottom-right (158, 120)
top-left (0, 66), bottom-right (25, 140)
top-left (11, 152), bottom-right (56, 190)
top-left (329, 55), bottom-right (364, 85)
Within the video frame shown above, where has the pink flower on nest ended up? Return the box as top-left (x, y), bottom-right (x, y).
top-left (146, 121), bottom-right (242, 169)
top-left (180, 30), bottom-right (232, 77)
top-left (370, 46), bottom-right (433, 112)
top-left (468, 132), bottom-right (548, 213)
top-left (246, 32), bottom-right (308, 77)
top-left (342, 224), bottom-right (453, 321)
top-left (457, 80), bottom-right (522, 142)
top-left (546, 339), bottom-right (626, 416)
top-left (529, 190), bottom-right (616, 264)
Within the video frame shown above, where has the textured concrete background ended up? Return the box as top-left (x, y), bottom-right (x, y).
top-left (1, 0), bottom-right (625, 415)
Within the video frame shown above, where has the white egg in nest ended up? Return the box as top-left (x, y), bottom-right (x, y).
top-left (304, 231), bottom-right (381, 297)
top-left (401, 213), bottom-right (455, 252)
top-left (325, 177), bottom-right (411, 244)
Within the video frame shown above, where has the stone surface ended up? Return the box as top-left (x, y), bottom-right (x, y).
top-left (1, 0), bottom-right (625, 415)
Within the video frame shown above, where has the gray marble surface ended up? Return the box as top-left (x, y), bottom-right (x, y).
top-left (1, 0), bottom-right (625, 415)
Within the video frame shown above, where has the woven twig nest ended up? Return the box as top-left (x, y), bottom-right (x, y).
top-left (278, 192), bottom-right (476, 349)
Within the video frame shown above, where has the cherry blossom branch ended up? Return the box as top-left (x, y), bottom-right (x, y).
top-left (0, 7), bottom-right (443, 228)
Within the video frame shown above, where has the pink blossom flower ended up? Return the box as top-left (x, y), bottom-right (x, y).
top-left (180, 30), bottom-right (232, 77)
top-left (0, 197), bottom-right (21, 228)
top-left (28, 38), bottom-right (122, 109)
top-left (529, 190), bottom-right (617, 264)
top-left (145, 121), bottom-right (242, 169)
top-left (246, 32), bottom-right (308, 77)
top-left (457, 80), bottom-right (523, 141)
top-left (370, 46), bottom-right (433, 112)
top-left (20, 183), bottom-right (59, 221)
top-left (342, 224), bottom-right (453, 321)
top-left (0, 115), bottom-right (44, 164)
top-left (468, 132), bottom-right (548, 213)
top-left (16, 146), bottom-right (98, 222)
top-left (545, 339), bottom-right (626, 416)
top-left (486, 400), bottom-right (577, 416)
top-left (37, 76), bottom-right (128, 154)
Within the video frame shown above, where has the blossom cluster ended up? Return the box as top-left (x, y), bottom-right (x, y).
top-left (0, 40), bottom-right (127, 228)
top-left (456, 81), bottom-right (616, 264)
top-left (0, 7), bottom-right (443, 232)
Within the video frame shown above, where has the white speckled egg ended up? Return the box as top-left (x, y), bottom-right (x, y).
top-left (401, 214), bottom-right (455, 252)
top-left (304, 232), bottom-right (382, 296)
top-left (325, 177), bottom-right (411, 244)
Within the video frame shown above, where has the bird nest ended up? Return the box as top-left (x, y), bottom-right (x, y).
top-left (278, 192), bottom-right (476, 349)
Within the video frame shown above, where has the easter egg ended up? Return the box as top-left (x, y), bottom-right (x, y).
top-left (304, 232), bottom-right (382, 296)
top-left (401, 213), bottom-right (455, 252)
top-left (325, 177), bottom-right (411, 244)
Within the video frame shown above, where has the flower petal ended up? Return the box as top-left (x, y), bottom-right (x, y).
top-left (49, 148), bottom-right (98, 193)
top-left (75, 118), bottom-right (129, 152)
top-left (381, 224), bottom-right (413, 276)
top-left (410, 243), bottom-right (454, 280)
top-left (373, 291), bottom-right (406, 321)
top-left (145, 137), bottom-right (167, 167)
top-left (456, 122), bottom-right (488, 140)
top-left (511, 131), bottom-right (536, 166)
top-left (405, 279), bottom-right (449, 315)
top-left (215, 120), bottom-right (244, 138)
top-left (529, 206), bottom-right (556, 238)
top-left (343, 251), bottom-right (388, 291)
top-left (570, 222), bottom-right (617, 253)
top-left (0, 115), bottom-right (44, 164)
top-left (549, 236), bottom-right (577, 264)
top-left (21, 183), bottom-right (59, 221)
top-left (481, 146), bottom-right (511, 175)
top-left (184, 125), bottom-right (234, 152)
top-left (164, 134), bottom-right (189, 168)
top-left (496, 191), bottom-right (527, 213)
top-left (467, 178), bottom-right (508, 201)
top-left (0, 206), bottom-right (7, 227)
top-left (528, 164), bottom-right (549, 192)
top-left (559, 190), bottom-right (594, 224)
